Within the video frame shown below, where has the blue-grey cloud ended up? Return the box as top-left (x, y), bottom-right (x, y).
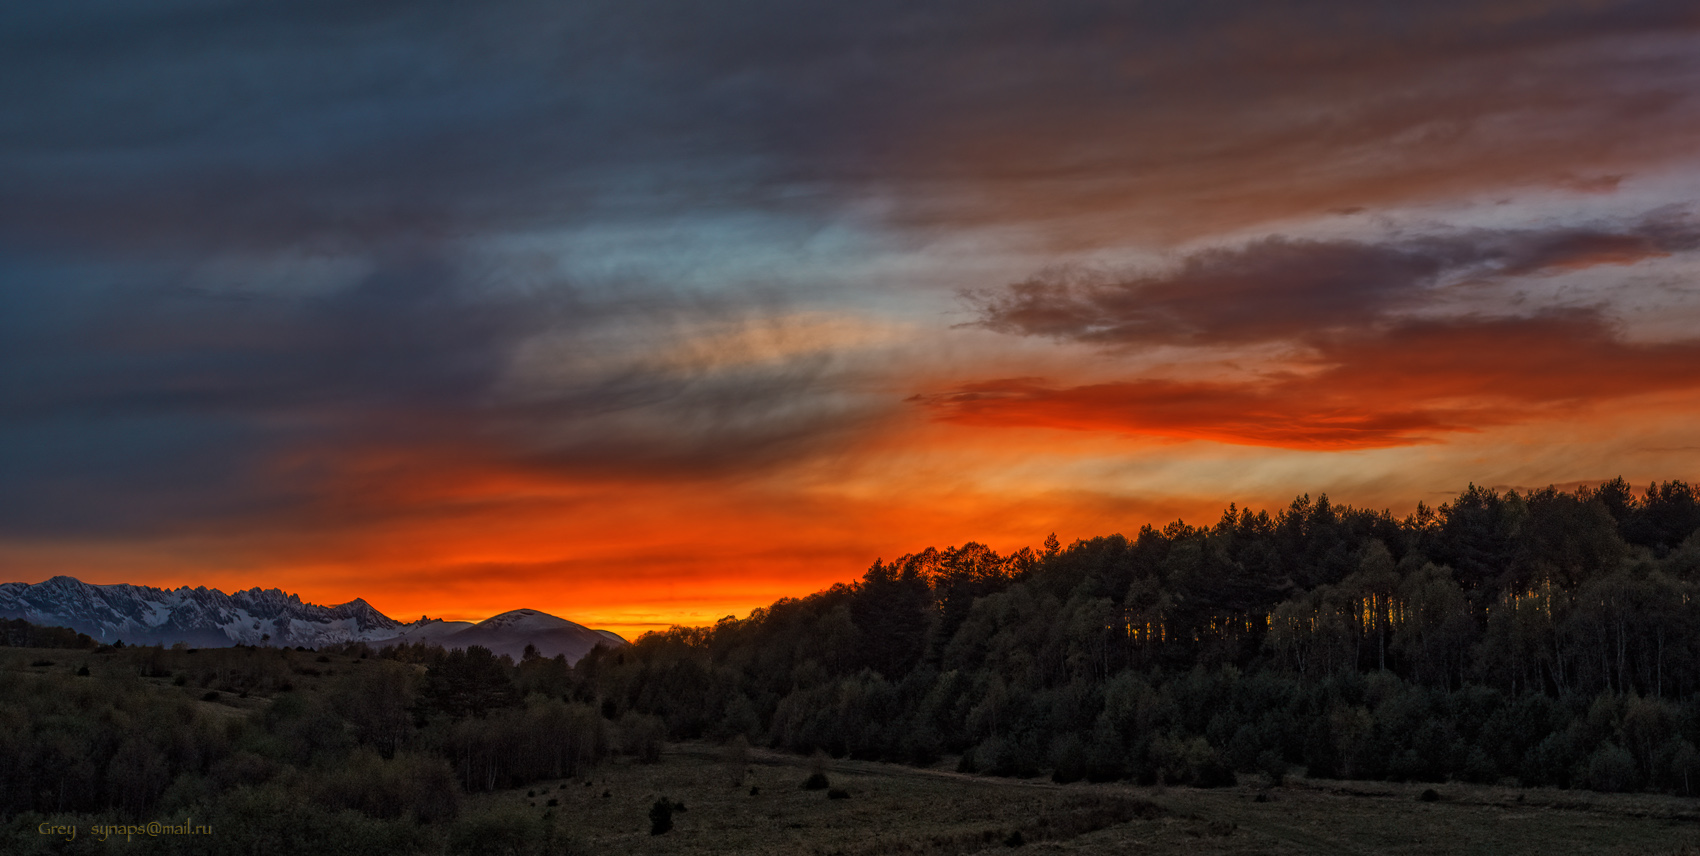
top-left (4, 1), bottom-right (1699, 253)
top-left (0, 248), bottom-right (887, 537)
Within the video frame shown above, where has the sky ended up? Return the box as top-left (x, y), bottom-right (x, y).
top-left (3, 1), bottom-right (1700, 638)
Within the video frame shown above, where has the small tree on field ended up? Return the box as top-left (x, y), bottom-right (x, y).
top-left (649, 798), bottom-right (674, 834)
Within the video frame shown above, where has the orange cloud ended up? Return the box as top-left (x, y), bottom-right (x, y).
top-left (919, 311), bottom-right (1700, 450)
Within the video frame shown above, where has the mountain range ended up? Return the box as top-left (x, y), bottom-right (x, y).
top-left (0, 576), bottom-right (626, 663)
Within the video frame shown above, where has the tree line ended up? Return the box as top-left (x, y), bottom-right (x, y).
top-left (0, 618), bottom-right (95, 650)
top-left (583, 478), bottom-right (1700, 793)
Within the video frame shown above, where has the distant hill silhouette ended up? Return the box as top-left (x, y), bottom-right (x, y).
top-left (371, 608), bottom-right (625, 663)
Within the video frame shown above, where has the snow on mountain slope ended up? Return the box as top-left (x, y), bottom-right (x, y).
top-left (378, 618), bottom-right (477, 643)
top-left (0, 576), bottom-right (404, 647)
top-left (0, 576), bottom-right (625, 660)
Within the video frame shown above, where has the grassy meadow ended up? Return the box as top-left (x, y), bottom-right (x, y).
top-left (482, 744), bottom-right (1700, 856)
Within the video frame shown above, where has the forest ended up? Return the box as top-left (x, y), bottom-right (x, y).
top-left (4, 478), bottom-right (1700, 854)
top-left (587, 478), bottom-right (1700, 792)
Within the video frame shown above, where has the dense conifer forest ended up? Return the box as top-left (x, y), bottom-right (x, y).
top-left (4, 478), bottom-right (1700, 853)
top-left (588, 478), bottom-right (1700, 791)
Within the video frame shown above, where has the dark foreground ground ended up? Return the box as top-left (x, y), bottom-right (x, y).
top-left (479, 744), bottom-right (1700, 856)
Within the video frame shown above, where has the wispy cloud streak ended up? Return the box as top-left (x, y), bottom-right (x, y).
top-left (965, 214), bottom-right (1700, 347)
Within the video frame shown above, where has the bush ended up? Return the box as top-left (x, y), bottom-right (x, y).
top-left (1193, 758), bottom-right (1238, 788)
top-left (649, 798), bottom-right (674, 835)
top-left (1654, 737), bottom-right (1700, 794)
top-left (1520, 730), bottom-right (1579, 788)
top-left (450, 803), bottom-right (544, 856)
top-left (802, 772), bottom-right (830, 790)
top-left (957, 749), bottom-right (978, 774)
top-left (1582, 743), bottom-right (1639, 793)
top-left (1150, 735), bottom-right (1236, 788)
top-left (1462, 746), bottom-right (1499, 784)
top-left (985, 734), bottom-right (1044, 778)
top-left (827, 788), bottom-right (849, 799)
top-left (312, 749), bottom-right (461, 824)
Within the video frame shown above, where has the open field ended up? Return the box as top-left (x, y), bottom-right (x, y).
top-left (483, 744), bottom-right (1700, 856)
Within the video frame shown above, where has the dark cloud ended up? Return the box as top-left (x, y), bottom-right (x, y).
top-left (1492, 216), bottom-right (1700, 275)
top-left (919, 310), bottom-right (1700, 450)
top-left (965, 214), bottom-right (1700, 347)
top-left (2, 255), bottom-right (517, 422)
top-left (965, 239), bottom-right (1452, 346)
top-left (3, 1), bottom-right (1699, 252)
top-left (0, 251), bottom-right (888, 537)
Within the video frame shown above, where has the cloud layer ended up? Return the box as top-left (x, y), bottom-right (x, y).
top-left (0, 253), bottom-right (899, 538)
top-left (3, 1), bottom-right (1700, 632)
top-left (965, 215), bottom-right (1700, 347)
top-left (923, 311), bottom-right (1700, 450)
top-left (6, 1), bottom-right (1700, 251)
top-left (942, 212), bottom-right (1700, 449)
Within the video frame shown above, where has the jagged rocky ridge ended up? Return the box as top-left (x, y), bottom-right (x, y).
top-left (0, 576), bottom-right (625, 662)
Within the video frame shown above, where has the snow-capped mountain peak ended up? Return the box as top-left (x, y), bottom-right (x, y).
top-left (0, 576), bottom-right (625, 662)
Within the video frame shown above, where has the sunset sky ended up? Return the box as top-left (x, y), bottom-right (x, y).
top-left (4, 1), bottom-right (1700, 638)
